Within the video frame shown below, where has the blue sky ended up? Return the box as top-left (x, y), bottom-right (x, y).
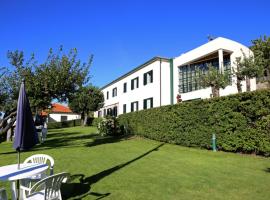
top-left (1, 0), bottom-right (270, 87)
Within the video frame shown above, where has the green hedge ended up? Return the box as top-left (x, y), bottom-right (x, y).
top-left (48, 119), bottom-right (81, 129)
top-left (118, 90), bottom-right (270, 156)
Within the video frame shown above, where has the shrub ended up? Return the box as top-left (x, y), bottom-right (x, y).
top-left (48, 119), bottom-right (81, 129)
top-left (92, 117), bottom-right (103, 127)
top-left (97, 116), bottom-right (123, 136)
top-left (118, 89), bottom-right (270, 156)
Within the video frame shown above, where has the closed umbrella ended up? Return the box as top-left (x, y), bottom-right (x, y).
top-left (13, 79), bottom-right (39, 169)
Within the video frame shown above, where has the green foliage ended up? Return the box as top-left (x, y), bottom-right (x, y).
top-left (1, 47), bottom-right (92, 112)
top-left (118, 89), bottom-right (270, 156)
top-left (92, 117), bottom-right (103, 127)
top-left (69, 85), bottom-right (104, 126)
top-left (47, 119), bottom-right (81, 129)
top-left (197, 64), bottom-right (230, 97)
top-left (251, 35), bottom-right (270, 80)
top-left (234, 50), bottom-right (263, 92)
top-left (97, 117), bottom-right (123, 136)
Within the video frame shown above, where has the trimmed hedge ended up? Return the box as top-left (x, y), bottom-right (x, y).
top-left (48, 119), bottom-right (81, 129)
top-left (118, 89), bottom-right (270, 156)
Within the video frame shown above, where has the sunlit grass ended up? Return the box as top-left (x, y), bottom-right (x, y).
top-left (0, 126), bottom-right (270, 199)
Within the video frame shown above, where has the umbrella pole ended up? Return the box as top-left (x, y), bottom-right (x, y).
top-left (17, 150), bottom-right (20, 169)
top-left (17, 150), bottom-right (20, 200)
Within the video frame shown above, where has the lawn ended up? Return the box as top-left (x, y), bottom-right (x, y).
top-left (0, 126), bottom-right (270, 200)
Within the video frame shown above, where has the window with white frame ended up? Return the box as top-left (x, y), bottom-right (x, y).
top-left (112, 87), bottom-right (117, 97)
top-left (143, 70), bottom-right (153, 85)
top-left (143, 97), bottom-right (153, 109)
top-left (131, 101), bottom-right (139, 112)
top-left (131, 77), bottom-right (139, 90)
top-left (123, 104), bottom-right (126, 114)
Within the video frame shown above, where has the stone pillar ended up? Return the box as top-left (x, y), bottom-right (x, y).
top-left (218, 49), bottom-right (224, 73)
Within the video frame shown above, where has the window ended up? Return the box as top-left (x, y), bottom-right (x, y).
top-left (103, 109), bottom-right (106, 116)
top-left (131, 77), bottom-right (139, 90)
top-left (131, 101), bottom-right (139, 112)
top-left (123, 83), bottom-right (127, 93)
top-left (112, 87), bottom-right (117, 97)
top-left (144, 70), bottom-right (153, 85)
top-left (123, 104), bottom-right (126, 114)
top-left (178, 55), bottom-right (231, 94)
top-left (98, 111), bottom-right (102, 117)
top-left (60, 116), bottom-right (67, 122)
top-left (113, 106), bottom-right (118, 117)
top-left (143, 98), bottom-right (153, 109)
top-left (107, 108), bottom-right (113, 116)
top-left (107, 91), bottom-right (109, 99)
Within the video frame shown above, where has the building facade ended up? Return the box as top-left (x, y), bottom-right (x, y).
top-left (95, 37), bottom-right (256, 117)
top-left (42, 103), bottom-right (81, 122)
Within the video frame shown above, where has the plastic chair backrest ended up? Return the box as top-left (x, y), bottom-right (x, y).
top-left (29, 172), bottom-right (69, 200)
top-left (0, 188), bottom-right (7, 200)
top-left (24, 154), bottom-right (55, 175)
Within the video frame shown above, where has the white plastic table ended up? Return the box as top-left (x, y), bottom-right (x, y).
top-left (0, 163), bottom-right (48, 200)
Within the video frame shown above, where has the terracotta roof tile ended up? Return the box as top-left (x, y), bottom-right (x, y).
top-left (51, 103), bottom-right (72, 113)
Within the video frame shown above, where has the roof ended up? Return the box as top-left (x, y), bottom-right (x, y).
top-left (51, 103), bottom-right (72, 113)
top-left (101, 56), bottom-right (170, 90)
top-left (41, 103), bottom-right (73, 116)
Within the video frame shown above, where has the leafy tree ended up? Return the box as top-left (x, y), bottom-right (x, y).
top-left (234, 51), bottom-right (263, 92)
top-left (0, 47), bottom-right (92, 139)
top-left (233, 57), bottom-right (246, 93)
top-left (198, 64), bottom-right (230, 97)
top-left (69, 85), bottom-right (104, 126)
top-left (251, 35), bottom-right (270, 81)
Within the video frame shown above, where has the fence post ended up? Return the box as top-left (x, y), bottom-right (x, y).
top-left (212, 134), bottom-right (217, 152)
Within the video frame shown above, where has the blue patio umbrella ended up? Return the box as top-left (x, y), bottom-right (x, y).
top-left (13, 80), bottom-right (39, 169)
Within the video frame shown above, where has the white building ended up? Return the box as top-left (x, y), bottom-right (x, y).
top-left (95, 37), bottom-right (256, 117)
top-left (43, 103), bottom-right (81, 122)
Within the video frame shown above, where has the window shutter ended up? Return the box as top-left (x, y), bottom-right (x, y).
top-left (150, 71), bottom-right (153, 83)
top-left (144, 99), bottom-right (147, 109)
top-left (144, 73), bottom-right (147, 85)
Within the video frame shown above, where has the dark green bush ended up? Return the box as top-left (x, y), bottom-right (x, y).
top-left (118, 89), bottom-right (270, 156)
top-left (92, 117), bottom-right (103, 127)
top-left (48, 119), bottom-right (81, 129)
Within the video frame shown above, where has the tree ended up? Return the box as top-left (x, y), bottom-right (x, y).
top-left (198, 64), bottom-right (230, 97)
top-left (0, 47), bottom-right (92, 140)
top-left (234, 51), bottom-right (263, 92)
top-left (69, 85), bottom-right (104, 126)
top-left (233, 57), bottom-right (246, 93)
top-left (251, 35), bottom-right (270, 81)
top-left (5, 48), bottom-right (92, 111)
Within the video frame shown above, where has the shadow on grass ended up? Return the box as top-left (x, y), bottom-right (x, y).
top-left (264, 168), bottom-right (270, 173)
top-left (61, 143), bottom-right (164, 199)
top-left (84, 135), bottom-right (133, 148)
top-left (0, 133), bottom-right (132, 155)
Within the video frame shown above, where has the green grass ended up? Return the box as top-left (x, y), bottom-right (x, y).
top-left (0, 126), bottom-right (270, 200)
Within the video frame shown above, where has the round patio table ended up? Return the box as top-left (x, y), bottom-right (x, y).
top-left (0, 163), bottom-right (48, 200)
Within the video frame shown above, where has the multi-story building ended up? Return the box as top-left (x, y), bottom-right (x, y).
top-left (95, 37), bottom-right (256, 117)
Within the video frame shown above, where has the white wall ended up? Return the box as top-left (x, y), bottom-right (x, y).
top-left (95, 59), bottom-right (171, 117)
top-left (49, 113), bottom-right (81, 122)
top-left (95, 37), bottom-right (257, 116)
top-left (173, 37), bottom-right (256, 102)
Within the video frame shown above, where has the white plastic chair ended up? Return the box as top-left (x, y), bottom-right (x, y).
top-left (20, 172), bottom-right (69, 200)
top-left (22, 154), bottom-right (55, 187)
top-left (0, 188), bottom-right (7, 200)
